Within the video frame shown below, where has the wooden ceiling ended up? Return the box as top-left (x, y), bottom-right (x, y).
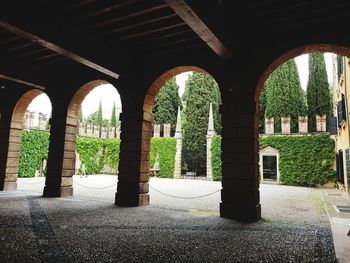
top-left (0, 0), bottom-right (349, 88)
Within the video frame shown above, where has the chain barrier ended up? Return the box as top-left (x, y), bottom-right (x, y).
top-left (18, 179), bottom-right (46, 185)
top-left (149, 185), bottom-right (221, 200)
top-left (73, 180), bottom-right (117, 190)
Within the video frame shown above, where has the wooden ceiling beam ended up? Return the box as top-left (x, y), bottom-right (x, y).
top-left (165, 0), bottom-right (231, 59)
top-left (0, 20), bottom-right (119, 79)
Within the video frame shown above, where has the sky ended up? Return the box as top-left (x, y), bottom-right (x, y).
top-left (27, 53), bottom-right (334, 119)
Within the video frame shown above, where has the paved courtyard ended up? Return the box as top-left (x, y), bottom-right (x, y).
top-left (0, 175), bottom-right (348, 262)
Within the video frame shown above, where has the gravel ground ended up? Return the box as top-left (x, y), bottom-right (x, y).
top-left (0, 175), bottom-right (338, 262)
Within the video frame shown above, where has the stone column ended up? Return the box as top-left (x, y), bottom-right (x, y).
top-left (24, 110), bottom-right (31, 129)
top-left (163, 123), bottom-right (171, 138)
top-left (43, 103), bottom-right (72, 197)
top-left (0, 108), bottom-right (17, 191)
top-left (320, 114), bottom-right (327, 132)
top-left (116, 127), bottom-right (121, 139)
top-left (298, 116), bottom-right (308, 133)
top-left (316, 115), bottom-right (327, 132)
top-left (206, 103), bottom-right (215, 181)
top-left (220, 87), bottom-right (261, 222)
top-left (153, 124), bottom-right (160, 137)
top-left (29, 111), bottom-right (35, 129)
top-left (38, 112), bottom-right (47, 130)
top-left (115, 107), bottom-right (150, 206)
top-left (174, 107), bottom-right (182, 179)
top-left (265, 117), bottom-right (274, 134)
top-left (281, 116), bottom-right (290, 134)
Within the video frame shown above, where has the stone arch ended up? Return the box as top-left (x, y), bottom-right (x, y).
top-left (3, 89), bottom-right (45, 190)
top-left (140, 65), bottom-right (218, 200)
top-left (61, 79), bottom-right (113, 196)
top-left (255, 43), bottom-right (350, 107)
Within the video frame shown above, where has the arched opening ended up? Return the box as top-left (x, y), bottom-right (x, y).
top-left (142, 66), bottom-right (222, 210)
top-left (61, 80), bottom-right (121, 196)
top-left (2, 89), bottom-right (51, 191)
top-left (255, 44), bottom-right (350, 220)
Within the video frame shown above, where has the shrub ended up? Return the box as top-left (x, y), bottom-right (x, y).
top-left (150, 138), bottom-right (176, 178)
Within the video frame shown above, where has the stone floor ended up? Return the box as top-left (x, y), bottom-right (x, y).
top-left (0, 175), bottom-right (347, 262)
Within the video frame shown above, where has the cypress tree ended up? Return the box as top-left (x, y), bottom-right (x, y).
top-left (306, 53), bottom-right (331, 131)
top-left (182, 72), bottom-right (221, 175)
top-left (264, 59), bottom-right (307, 132)
top-left (110, 101), bottom-right (117, 137)
top-left (259, 88), bottom-right (267, 133)
top-left (152, 77), bottom-right (182, 135)
top-left (97, 100), bottom-right (103, 138)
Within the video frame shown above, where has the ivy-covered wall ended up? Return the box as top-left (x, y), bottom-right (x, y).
top-left (211, 135), bottom-right (336, 186)
top-left (259, 135), bottom-right (335, 186)
top-left (150, 138), bottom-right (176, 178)
top-left (19, 130), bottom-right (50, 177)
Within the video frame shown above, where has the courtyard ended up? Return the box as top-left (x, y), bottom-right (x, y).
top-left (0, 175), bottom-right (349, 262)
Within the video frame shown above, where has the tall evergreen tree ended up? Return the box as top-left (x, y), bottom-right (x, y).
top-left (97, 100), bottom-right (103, 138)
top-left (259, 88), bottom-right (267, 133)
top-left (152, 77), bottom-right (182, 135)
top-left (306, 53), bottom-right (331, 131)
top-left (264, 59), bottom-right (307, 132)
top-left (182, 72), bottom-right (221, 175)
top-left (110, 101), bottom-right (118, 137)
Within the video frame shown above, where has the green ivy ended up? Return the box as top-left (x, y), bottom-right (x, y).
top-left (104, 138), bottom-right (121, 171)
top-left (212, 135), bottom-right (336, 186)
top-left (76, 137), bottom-right (105, 174)
top-left (150, 138), bottom-right (176, 178)
top-left (260, 135), bottom-right (335, 186)
top-left (19, 130), bottom-right (50, 177)
top-left (211, 135), bottom-right (222, 181)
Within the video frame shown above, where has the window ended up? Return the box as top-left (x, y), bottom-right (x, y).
top-left (337, 94), bottom-right (346, 127)
top-left (336, 150), bottom-right (344, 184)
top-left (337, 56), bottom-right (344, 82)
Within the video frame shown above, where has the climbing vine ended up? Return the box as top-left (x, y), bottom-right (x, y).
top-left (150, 138), bottom-right (176, 178)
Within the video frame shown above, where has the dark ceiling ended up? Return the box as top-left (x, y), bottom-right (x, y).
top-left (0, 0), bottom-right (349, 89)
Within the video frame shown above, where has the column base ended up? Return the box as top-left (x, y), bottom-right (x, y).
top-left (115, 192), bottom-right (150, 206)
top-left (3, 181), bottom-right (17, 191)
top-left (220, 202), bottom-right (261, 222)
top-left (43, 186), bottom-right (73, 197)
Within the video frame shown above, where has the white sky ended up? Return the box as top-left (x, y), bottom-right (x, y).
top-left (27, 53), bottom-right (334, 118)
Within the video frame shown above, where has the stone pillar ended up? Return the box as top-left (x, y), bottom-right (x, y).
top-left (116, 127), bottom-right (121, 139)
top-left (0, 108), bottom-right (18, 191)
top-left (29, 111), bottom-right (35, 129)
top-left (316, 114), bottom-right (327, 132)
top-left (153, 124), bottom-right (160, 137)
top-left (220, 89), bottom-right (261, 222)
top-left (174, 107), bottom-right (182, 179)
top-left (43, 103), bottom-right (73, 197)
top-left (281, 116), bottom-right (290, 134)
top-left (206, 103), bottom-right (215, 181)
top-left (298, 116), bottom-right (308, 133)
top-left (78, 123), bottom-right (85, 136)
top-left (115, 107), bottom-right (150, 207)
top-left (163, 123), bottom-right (171, 138)
top-left (24, 110), bottom-right (31, 129)
top-left (38, 112), bottom-right (47, 130)
top-left (265, 117), bottom-right (274, 134)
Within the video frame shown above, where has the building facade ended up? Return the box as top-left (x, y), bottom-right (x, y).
top-left (332, 54), bottom-right (350, 197)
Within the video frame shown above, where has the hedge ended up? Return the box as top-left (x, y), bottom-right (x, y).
top-left (211, 135), bottom-right (336, 186)
top-left (18, 130), bottom-right (175, 177)
top-left (211, 135), bottom-right (222, 181)
top-left (150, 138), bottom-right (176, 178)
top-left (18, 130), bottom-right (50, 177)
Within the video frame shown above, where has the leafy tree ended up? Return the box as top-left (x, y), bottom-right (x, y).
top-left (152, 77), bottom-right (182, 135)
top-left (306, 53), bottom-right (331, 131)
top-left (264, 59), bottom-right (307, 132)
top-left (97, 100), bottom-right (103, 138)
top-left (182, 72), bottom-right (221, 175)
top-left (110, 101), bottom-right (118, 137)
